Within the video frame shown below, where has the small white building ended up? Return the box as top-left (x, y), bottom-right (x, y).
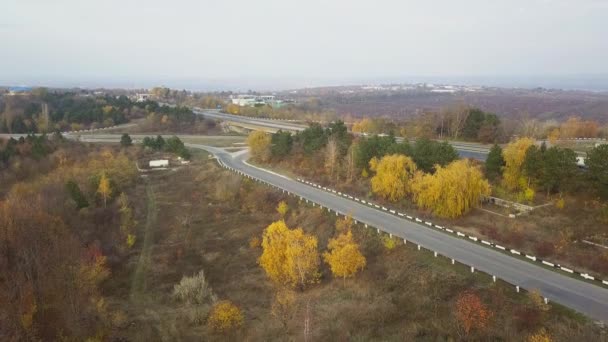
top-left (136, 93), bottom-right (152, 102)
top-left (231, 94), bottom-right (276, 107)
top-left (149, 159), bottom-right (169, 168)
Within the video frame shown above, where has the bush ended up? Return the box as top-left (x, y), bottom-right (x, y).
top-left (120, 133), bottom-right (132, 147)
top-left (172, 270), bottom-right (217, 305)
top-left (382, 235), bottom-right (397, 251)
top-left (207, 300), bottom-right (244, 333)
top-left (249, 236), bottom-right (261, 249)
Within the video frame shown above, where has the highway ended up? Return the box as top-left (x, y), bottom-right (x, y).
top-left (190, 144), bottom-right (608, 323)
top-left (195, 109), bottom-right (491, 161)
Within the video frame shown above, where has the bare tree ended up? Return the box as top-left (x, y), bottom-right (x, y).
top-left (446, 102), bottom-right (470, 139)
top-left (324, 137), bottom-right (339, 181)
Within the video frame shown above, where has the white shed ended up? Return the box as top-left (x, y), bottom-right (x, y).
top-left (149, 159), bottom-right (169, 168)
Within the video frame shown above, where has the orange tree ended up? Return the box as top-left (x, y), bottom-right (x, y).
top-left (455, 291), bottom-right (493, 336)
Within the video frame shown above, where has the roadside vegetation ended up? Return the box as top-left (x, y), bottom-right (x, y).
top-left (248, 122), bottom-right (608, 278)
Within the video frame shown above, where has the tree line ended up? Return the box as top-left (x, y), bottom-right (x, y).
top-left (486, 138), bottom-right (608, 201)
top-left (248, 122), bottom-right (491, 218)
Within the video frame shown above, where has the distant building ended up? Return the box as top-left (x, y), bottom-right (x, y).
top-left (231, 94), bottom-right (277, 107)
top-left (136, 93), bottom-right (152, 102)
top-left (8, 86), bottom-right (32, 95)
top-left (149, 159), bottom-right (169, 168)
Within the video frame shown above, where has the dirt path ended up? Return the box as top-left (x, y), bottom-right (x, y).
top-left (130, 181), bottom-right (157, 303)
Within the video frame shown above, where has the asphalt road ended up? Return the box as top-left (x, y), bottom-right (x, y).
top-left (191, 144), bottom-right (608, 323)
top-left (195, 109), bottom-right (490, 161)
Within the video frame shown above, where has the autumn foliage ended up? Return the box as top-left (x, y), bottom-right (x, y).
top-left (455, 291), bottom-right (493, 335)
top-left (247, 130), bottom-right (271, 162)
top-left (323, 230), bottom-right (366, 282)
top-left (412, 159), bottom-right (491, 218)
top-left (502, 137), bottom-right (535, 191)
top-left (207, 300), bottom-right (244, 333)
top-left (369, 154), bottom-right (417, 202)
top-left (259, 220), bottom-right (320, 289)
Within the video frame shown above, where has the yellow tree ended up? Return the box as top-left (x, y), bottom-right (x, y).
top-left (323, 230), bottom-right (366, 284)
top-left (97, 172), bottom-right (112, 207)
top-left (259, 221), bottom-right (320, 289)
top-left (369, 154), bottom-right (418, 202)
top-left (501, 137), bottom-right (535, 191)
top-left (412, 159), bottom-right (491, 218)
top-left (277, 201), bottom-right (289, 218)
top-left (285, 228), bottom-right (321, 289)
top-left (207, 300), bottom-right (244, 333)
top-left (547, 128), bottom-right (560, 144)
top-left (247, 130), bottom-right (271, 162)
top-left (528, 328), bottom-right (551, 342)
top-left (335, 215), bottom-right (354, 233)
top-left (259, 221), bottom-right (291, 285)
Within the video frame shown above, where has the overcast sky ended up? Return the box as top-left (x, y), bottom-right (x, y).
top-left (1, 0), bottom-right (608, 90)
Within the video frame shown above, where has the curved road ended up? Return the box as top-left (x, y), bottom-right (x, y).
top-left (189, 144), bottom-right (608, 323)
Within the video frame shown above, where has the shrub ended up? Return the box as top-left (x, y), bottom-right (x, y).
top-left (249, 236), bottom-right (261, 249)
top-left (207, 300), bottom-right (244, 333)
top-left (382, 235), bottom-right (397, 251)
top-left (555, 197), bottom-right (565, 209)
top-left (126, 234), bottom-right (136, 248)
top-left (172, 270), bottom-right (217, 305)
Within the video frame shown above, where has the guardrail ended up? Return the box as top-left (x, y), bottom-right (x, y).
top-left (291, 177), bottom-right (608, 289)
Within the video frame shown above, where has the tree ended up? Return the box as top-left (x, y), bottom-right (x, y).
top-left (259, 221), bottom-right (320, 289)
top-left (353, 134), bottom-right (396, 171)
top-left (369, 154), bottom-right (418, 202)
top-left (462, 108), bottom-right (486, 140)
top-left (97, 172), bottom-right (112, 207)
top-left (412, 159), bottom-right (491, 218)
top-left (271, 289), bottom-right (297, 330)
top-left (207, 300), bottom-right (244, 333)
top-left (485, 144), bottom-right (505, 180)
top-left (323, 230), bottom-right (366, 284)
top-left (247, 130), bottom-right (271, 162)
top-left (271, 130), bottom-right (293, 157)
top-left (285, 228), bottom-right (321, 289)
top-left (65, 180), bottom-right (89, 209)
top-left (587, 144), bottom-right (608, 199)
top-left (120, 133), bottom-right (132, 147)
top-left (523, 145), bottom-right (544, 187)
top-left (547, 128), bottom-right (560, 144)
top-left (277, 201), bottom-right (289, 218)
top-left (502, 138), bottom-right (535, 191)
top-left (326, 120), bottom-right (352, 154)
top-left (118, 193), bottom-right (137, 238)
top-left (411, 139), bottom-right (459, 173)
top-left (335, 215), bottom-right (354, 233)
top-left (539, 147), bottom-right (577, 195)
top-left (324, 137), bottom-right (340, 179)
top-left (455, 291), bottom-right (493, 335)
top-left (299, 123), bottom-right (327, 154)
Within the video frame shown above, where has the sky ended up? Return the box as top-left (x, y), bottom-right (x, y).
top-left (1, 0), bottom-right (608, 90)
